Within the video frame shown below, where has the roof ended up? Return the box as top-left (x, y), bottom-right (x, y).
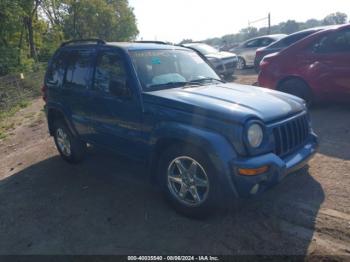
top-left (290, 24), bottom-right (344, 35)
top-left (244, 34), bottom-right (287, 42)
top-left (59, 40), bottom-right (189, 52)
top-left (106, 42), bottom-right (188, 51)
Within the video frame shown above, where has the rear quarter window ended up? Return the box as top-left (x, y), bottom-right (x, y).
top-left (260, 38), bottom-right (273, 47)
top-left (46, 51), bottom-right (68, 88)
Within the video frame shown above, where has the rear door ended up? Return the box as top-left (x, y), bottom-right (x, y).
top-left (243, 39), bottom-right (262, 65)
top-left (89, 47), bottom-right (144, 159)
top-left (311, 28), bottom-right (350, 101)
top-left (61, 48), bottom-right (95, 140)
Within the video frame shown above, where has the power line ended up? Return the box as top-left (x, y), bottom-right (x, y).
top-left (248, 13), bottom-right (271, 34)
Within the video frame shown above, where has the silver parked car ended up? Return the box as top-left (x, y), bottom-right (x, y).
top-left (230, 34), bottom-right (286, 69)
top-left (183, 43), bottom-right (238, 80)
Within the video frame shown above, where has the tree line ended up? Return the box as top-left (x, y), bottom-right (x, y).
top-left (0, 0), bottom-right (138, 76)
top-left (181, 12), bottom-right (348, 47)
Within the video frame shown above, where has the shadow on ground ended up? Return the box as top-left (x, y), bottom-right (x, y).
top-left (310, 103), bottom-right (350, 160)
top-left (0, 148), bottom-right (324, 255)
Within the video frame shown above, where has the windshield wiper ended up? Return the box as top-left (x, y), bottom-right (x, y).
top-left (147, 81), bottom-right (188, 89)
top-left (147, 78), bottom-right (224, 91)
top-left (188, 77), bottom-right (226, 84)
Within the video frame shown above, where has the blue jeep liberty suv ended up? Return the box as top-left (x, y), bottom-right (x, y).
top-left (44, 39), bottom-right (318, 217)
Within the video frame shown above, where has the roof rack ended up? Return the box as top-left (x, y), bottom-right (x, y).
top-left (134, 40), bottom-right (170, 45)
top-left (60, 39), bottom-right (106, 47)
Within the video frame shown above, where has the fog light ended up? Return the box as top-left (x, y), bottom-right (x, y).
top-left (238, 166), bottom-right (269, 176)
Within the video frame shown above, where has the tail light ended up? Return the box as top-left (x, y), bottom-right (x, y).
top-left (255, 50), bottom-right (262, 57)
top-left (41, 85), bottom-right (47, 102)
top-left (259, 59), bottom-right (271, 69)
top-left (259, 52), bottom-right (278, 70)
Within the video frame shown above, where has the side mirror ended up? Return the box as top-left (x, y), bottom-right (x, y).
top-left (109, 79), bottom-right (131, 98)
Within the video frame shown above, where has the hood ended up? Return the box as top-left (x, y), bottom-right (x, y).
top-left (143, 83), bottom-right (305, 124)
top-left (206, 51), bottom-right (237, 60)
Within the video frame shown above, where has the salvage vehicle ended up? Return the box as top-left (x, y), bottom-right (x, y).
top-left (43, 39), bottom-right (318, 217)
top-left (182, 43), bottom-right (238, 80)
top-left (230, 34), bottom-right (286, 69)
top-left (254, 26), bottom-right (336, 72)
top-left (258, 24), bottom-right (350, 104)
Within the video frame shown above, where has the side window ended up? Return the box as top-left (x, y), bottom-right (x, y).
top-left (46, 51), bottom-right (67, 88)
top-left (65, 50), bottom-right (94, 90)
top-left (260, 38), bottom-right (273, 47)
top-left (314, 30), bottom-right (350, 53)
top-left (93, 50), bottom-right (127, 94)
top-left (245, 39), bottom-right (260, 48)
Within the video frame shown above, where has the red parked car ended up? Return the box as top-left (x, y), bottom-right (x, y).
top-left (258, 24), bottom-right (350, 104)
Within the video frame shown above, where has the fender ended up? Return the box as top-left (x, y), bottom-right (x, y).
top-left (149, 121), bottom-right (239, 197)
top-left (46, 101), bottom-right (78, 137)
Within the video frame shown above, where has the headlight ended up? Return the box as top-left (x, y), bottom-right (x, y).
top-left (247, 123), bottom-right (264, 148)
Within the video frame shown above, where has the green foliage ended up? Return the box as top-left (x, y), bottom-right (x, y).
top-left (0, 0), bottom-right (139, 76)
top-left (323, 12), bottom-right (348, 25)
top-left (63, 0), bottom-right (138, 41)
top-left (280, 20), bottom-right (300, 34)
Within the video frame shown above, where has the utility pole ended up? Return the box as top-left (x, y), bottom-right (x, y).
top-left (248, 13), bottom-right (271, 33)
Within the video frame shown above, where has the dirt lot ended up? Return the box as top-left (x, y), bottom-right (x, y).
top-left (0, 71), bottom-right (349, 256)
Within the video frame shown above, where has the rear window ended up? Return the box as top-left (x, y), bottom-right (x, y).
top-left (260, 38), bottom-right (274, 47)
top-left (245, 39), bottom-right (260, 48)
top-left (283, 31), bottom-right (315, 46)
top-left (269, 31), bottom-right (315, 49)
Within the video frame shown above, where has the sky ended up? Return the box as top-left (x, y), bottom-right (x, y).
top-left (129, 0), bottom-right (349, 43)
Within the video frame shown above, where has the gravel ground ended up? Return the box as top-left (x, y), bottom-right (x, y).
top-left (0, 71), bottom-right (349, 257)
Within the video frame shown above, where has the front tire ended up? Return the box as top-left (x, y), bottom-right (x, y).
top-left (223, 73), bottom-right (234, 82)
top-left (53, 120), bottom-right (86, 163)
top-left (158, 145), bottom-right (220, 218)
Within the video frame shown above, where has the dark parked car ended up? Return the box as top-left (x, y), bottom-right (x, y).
top-left (258, 24), bottom-right (350, 104)
top-left (183, 43), bottom-right (238, 80)
top-left (254, 26), bottom-right (337, 72)
top-left (43, 39), bottom-right (318, 217)
top-left (230, 34), bottom-right (286, 69)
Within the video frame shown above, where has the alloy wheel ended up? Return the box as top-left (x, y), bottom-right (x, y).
top-left (56, 128), bottom-right (71, 157)
top-left (167, 156), bottom-right (209, 207)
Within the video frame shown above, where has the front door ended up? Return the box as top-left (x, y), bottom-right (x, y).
top-left (89, 48), bottom-right (145, 159)
top-left (312, 28), bottom-right (350, 101)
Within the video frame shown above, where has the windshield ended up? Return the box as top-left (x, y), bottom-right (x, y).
top-left (189, 44), bottom-right (219, 55)
top-left (130, 49), bottom-right (221, 91)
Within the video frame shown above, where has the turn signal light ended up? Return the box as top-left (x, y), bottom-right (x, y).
top-left (238, 166), bottom-right (269, 176)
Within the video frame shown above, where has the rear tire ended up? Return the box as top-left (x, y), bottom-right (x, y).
top-left (53, 120), bottom-right (86, 164)
top-left (158, 145), bottom-right (221, 218)
top-left (236, 57), bottom-right (246, 70)
top-left (278, 78), bottom-right (313, 105)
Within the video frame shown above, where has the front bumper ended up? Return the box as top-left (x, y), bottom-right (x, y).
top-left (214, 59), bottom-right (237, 76)
top-left (230, 133), bottom-right (318, 198)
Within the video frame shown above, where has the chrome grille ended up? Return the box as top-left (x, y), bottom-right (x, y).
top-left (273, 114), bottom-right (309, 156)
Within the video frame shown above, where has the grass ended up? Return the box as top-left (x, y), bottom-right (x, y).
top-left (0, 69), bottom-right (44, 140)
top-left (0, 100), bottom-right (29, 140)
